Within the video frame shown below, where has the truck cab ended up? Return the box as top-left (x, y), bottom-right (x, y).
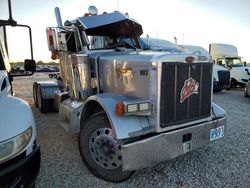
top-left (0, 3), bottom-right (40, 187)
top-left (209, 43), bottom-right (250, 88)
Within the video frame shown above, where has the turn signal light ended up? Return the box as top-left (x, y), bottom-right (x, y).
top-left (115, 102), bottom-right (124, 116)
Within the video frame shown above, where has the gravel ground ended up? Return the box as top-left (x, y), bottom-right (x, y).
top-left (13, 74), bottom-right (250, 188)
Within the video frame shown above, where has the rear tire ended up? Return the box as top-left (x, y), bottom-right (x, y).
top-left (79, 113), bottom-right (134, 182)
top-left (230, 79), bottom-right (237, 88)
top-left (33, 82), bottom-right (39, 107)
top-left (37, 85), bottom-right (54, 113)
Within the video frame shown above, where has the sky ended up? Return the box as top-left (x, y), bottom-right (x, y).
top-left (0, 0), bottom-right (249, 62)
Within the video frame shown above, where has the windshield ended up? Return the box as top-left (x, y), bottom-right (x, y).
top-left (226, 58), bottom-right (244, 67)
top-left (89, 35), bottom-right (141, 50)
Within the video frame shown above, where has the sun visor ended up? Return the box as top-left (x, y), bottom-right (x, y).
top-left (75, 12), bottom-right (143, 36)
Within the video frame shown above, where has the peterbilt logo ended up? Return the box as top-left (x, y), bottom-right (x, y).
top-left (180, 78), bottom-right (199, 103)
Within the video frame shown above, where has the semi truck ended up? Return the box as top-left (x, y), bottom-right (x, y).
top-left (209, 43), bottom-right (250, 88)
top-left (0, 0), bottom-right (40, 187)
top-left (34, 6), bottom-right (227, 182)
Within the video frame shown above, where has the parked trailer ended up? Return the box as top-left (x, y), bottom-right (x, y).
top-left (34, 6), bottom-right (227, 182)
top-left (209, 43), bottom-right (250, 88)
top-left (0, 0), bottom-right (40, 187)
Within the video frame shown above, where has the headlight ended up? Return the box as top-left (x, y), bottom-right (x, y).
top-left (0, 127), bottom-right (32, 164)
top-left (116, 100), bottom-right (152, 116)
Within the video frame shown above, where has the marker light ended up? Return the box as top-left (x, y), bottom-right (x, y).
top-left (115, 102), bottom-right (124, 116)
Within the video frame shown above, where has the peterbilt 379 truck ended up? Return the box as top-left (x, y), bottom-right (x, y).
top-left (33, 6), bottom-right (226, 182)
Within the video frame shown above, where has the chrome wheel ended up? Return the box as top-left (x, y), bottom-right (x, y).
top-left (79, 113), bottom-right (134, 182)
top-left (89, 128), bottom-right (122, 170)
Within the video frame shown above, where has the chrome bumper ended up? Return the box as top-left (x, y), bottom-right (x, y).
top-left (121, 117), bottom-right (226, 171)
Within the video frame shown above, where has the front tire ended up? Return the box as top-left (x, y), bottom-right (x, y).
top-left (79, 113), bottom-right (134, 182)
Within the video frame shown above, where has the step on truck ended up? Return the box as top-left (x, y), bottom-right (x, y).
top-left (34, 6), bottom-right (227, 182)
top-left (0, 0), bottom-right (40, 187)
top-left (209, 43), bottom-right (250, 88)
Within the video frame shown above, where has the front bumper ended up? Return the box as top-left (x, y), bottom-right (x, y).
top-left (121, 117), bottom-right (226, 171)
top-left (0, 145), bottom-right (40, 188)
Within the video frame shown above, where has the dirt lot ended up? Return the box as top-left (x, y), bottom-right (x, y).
top-left (13, 74), bottom-right (250, 188)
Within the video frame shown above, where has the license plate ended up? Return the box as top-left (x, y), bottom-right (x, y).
top-left (210, 126), bottom-right (224, 141)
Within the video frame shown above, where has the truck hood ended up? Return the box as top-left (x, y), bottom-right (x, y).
top-left (231, 66), bottom-right (250, 74)
top-left (0, 71), bottom-right (11, 98)
top-left (89, 50), bottom-right (195, 64)
top-left (0, 94), bottom-right (36, 142)
top-left (230, 66), bottom-right (250, 81)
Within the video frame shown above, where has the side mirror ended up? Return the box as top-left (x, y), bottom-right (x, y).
top-left (244, 61), bottom-right (247, 67)
top-left (24, 59), bottom-right (36, 72)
